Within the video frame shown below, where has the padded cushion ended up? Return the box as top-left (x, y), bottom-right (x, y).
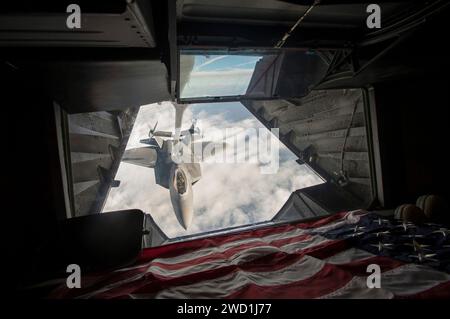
top-left (416, 194), bottom-right (448, 220)
top-left (60, 209), bottom-right (144, 271)
top-left (394, 204), bottom-right (426, 224)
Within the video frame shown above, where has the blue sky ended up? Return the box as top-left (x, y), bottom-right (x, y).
top-left (192, 55), bottom-right (261, 72)
top-left (181, 54), bottom-right (262, 98)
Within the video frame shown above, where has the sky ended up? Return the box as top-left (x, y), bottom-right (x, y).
top-left (102, 54), bottom-right (323, 238)
top-left (180, 54), bottom-right (262, 98)
top-left (102, 101), bottom-right (324, 238)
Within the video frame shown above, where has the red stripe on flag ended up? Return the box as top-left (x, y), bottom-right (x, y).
top-left (91, 240), bottom-right (347, 299)
top-left (138, 223), bottom-right (300, 261)
top-left (149, 234), bottom-right (312, 271)
top-left (225, 263), bottom-right (352, 299)
top-left (297, 212), bottom-right (348, 229)
top-left (50, 229), bottom-right (319, 298)
top-left (225, 255), bottom-right (404, 299)
top-left (138, 213), bottom-right (349, 262)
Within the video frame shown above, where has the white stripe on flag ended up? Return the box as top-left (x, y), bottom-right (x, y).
top-left (325, 248), bottom-right (375, 264)
top-left (137, 245), bottom-right (370, 299)
top-left (119, 210), bottom-right (366, 273)
top-left (143, 255), bottom-right (326, 299)
top-left (312, 210), bottom-right (367, 234)
top-left (146, 235), bottom-right (331, 277)
top-left (117, 227), bottom-right (309, 272)
top-left (78, 235), bottom-right (333, 299)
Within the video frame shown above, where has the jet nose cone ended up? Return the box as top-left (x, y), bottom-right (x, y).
top-left (174, 199), bottom-right (193, 230)
top-left (182, 210), bottom-right (193, 229)
top-left (175, 196), bottom-right (193, 230)
top-left (169, 165), bottom-right (194, 230)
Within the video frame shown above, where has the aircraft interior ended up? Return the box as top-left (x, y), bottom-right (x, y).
top-left (2, 0), bottom-right (449, 298)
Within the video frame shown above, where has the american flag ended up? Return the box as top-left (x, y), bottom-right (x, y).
top-left (50, 210), bottom-right (450, 299)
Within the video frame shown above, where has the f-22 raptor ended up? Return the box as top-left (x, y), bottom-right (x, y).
top-left (122, 103), bottom-right (225, 230)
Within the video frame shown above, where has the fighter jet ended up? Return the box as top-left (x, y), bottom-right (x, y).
top-left (121, 102), bottom-right (225, 230)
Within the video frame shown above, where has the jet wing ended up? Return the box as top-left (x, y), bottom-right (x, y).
top-left (152, 130), bottom-right (173, 137)
top-left (122, 147), bottom-right (157, 168)
top-left (140, 136), bottom-right (163, 148)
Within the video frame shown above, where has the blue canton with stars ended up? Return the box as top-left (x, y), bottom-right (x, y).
top-left (317, 213), bottom-right (450, 273)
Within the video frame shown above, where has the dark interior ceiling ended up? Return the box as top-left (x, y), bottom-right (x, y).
top-left (5, 48), bottom-right (172, 113)
top-left (176, 0), bottom-right (421, 48)
top-left (2, 1), bottom-right (445, 113)
top-left (0, 0), bottom-right (172, 113)
top-left (0, 0), bottom-right (155, 48)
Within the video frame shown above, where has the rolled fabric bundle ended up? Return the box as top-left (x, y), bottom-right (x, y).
top-left (394, 204), bottom-right (426, 224)
top-left (394, 204), bottom-right (411, 220)
top-left (416, 194), bottom-right (448, 220)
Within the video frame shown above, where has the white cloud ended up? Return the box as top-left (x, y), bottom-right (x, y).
top-left (103, 102), bottom-right (323, 238)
